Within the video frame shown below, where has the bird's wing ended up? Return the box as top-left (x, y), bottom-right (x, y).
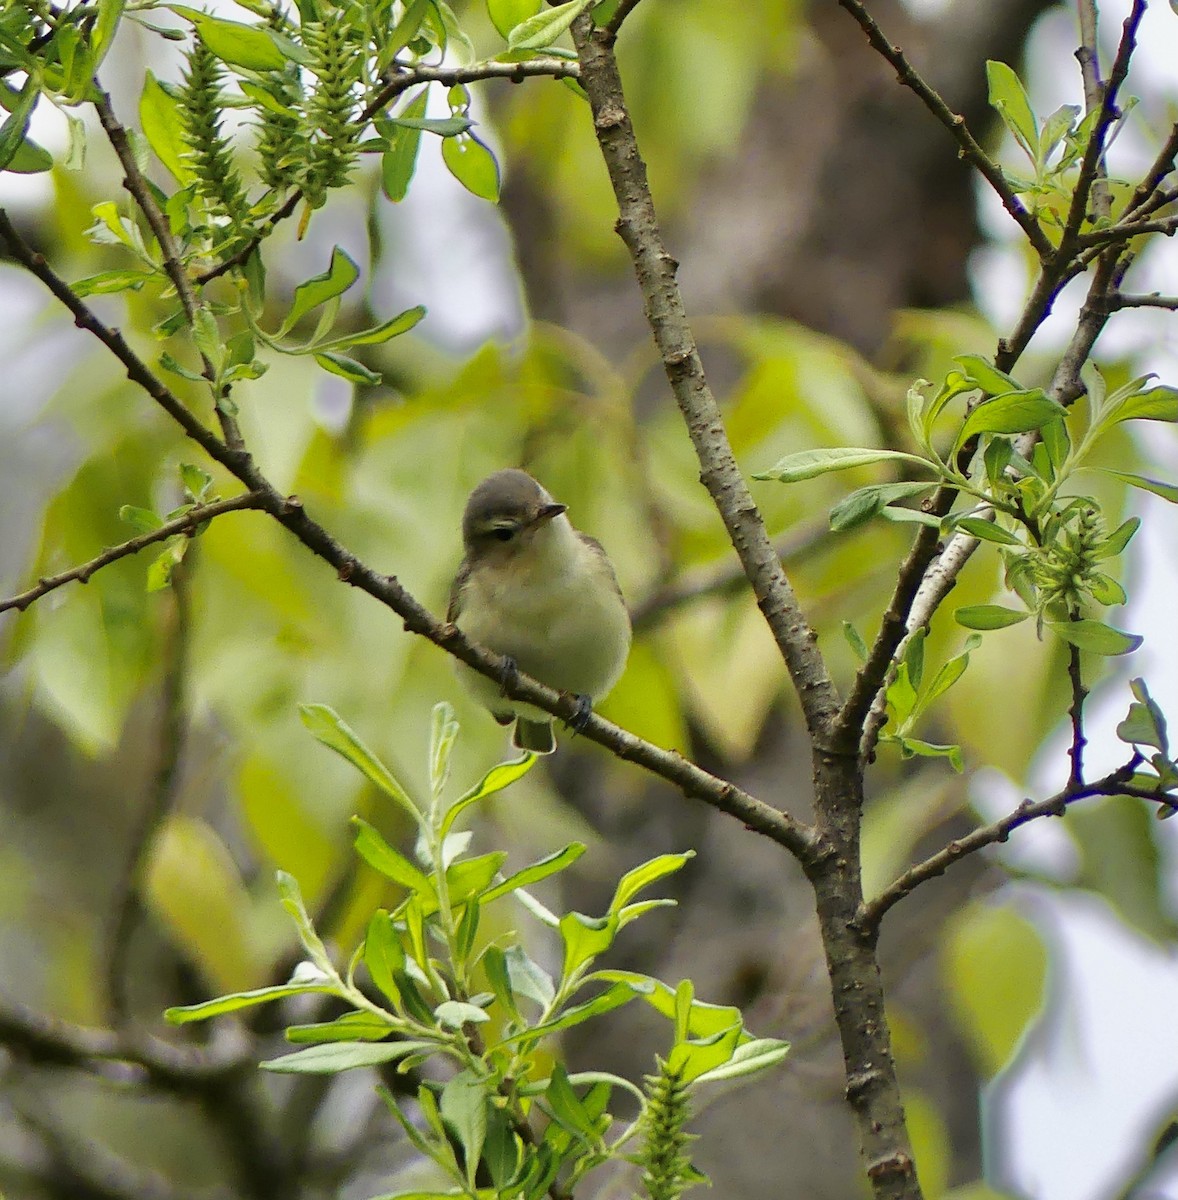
top-left (446, 558), bottom-right (470, 622)
top-left (577, 532), bottom-right (626, 601)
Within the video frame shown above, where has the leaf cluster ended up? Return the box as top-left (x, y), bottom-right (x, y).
top-left (166, 703), bottom-right (788, 1200)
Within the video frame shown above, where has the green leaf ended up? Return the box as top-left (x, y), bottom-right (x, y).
top-left (441, 131), bottom-right (501, 202)
top-left (353, 818), bottom-right (435, 896)
top-left (119, 505), bottom-right (163, 534)
top-left (489, 0), bottom-right (542, 39)
top-left (544, 1064), bottom-right (599, 1140)
top-left (390, 115), bottom-right (473, 136)
top-left (140, 71), bottom-right (194, 184)
top-left (957, 390), bottom-right (1065, 446)
top-left (1096, 469), bottom-right (1178, 505)
top-left (315, 305), bottom-right (427, 351)
top-left (164, 981), bottom-right (335, 1023)
top-left (952, 516), bottom-right (1021, 546)
top-left (559, 911), bottom-right (619, 980)
top-left (174, 8), bottom-right (288, 69)
top-left (286, 1012), bottom-right (401, 1042)
top-left (447, 851), bottom-right (508, 903)
top-left (364, 910), bottom-right (406, 1006)
top-left (506, 0), bottom-right (591, 49)
top-left (506, 981), bottom-right (641, 1043)
top-left (953, 354), bottom-right (1022, 398)
top-left (1112, 385), bottom-right (1178, 425)
top-left (261, 1040), bottom-right (429, 1073)
top-left (955, 605), bottom-right (1029, 630)
top-left (1092, 516), bottom-right (1140, 561)
top-left (0, 81), bottom-right (41, 174)
top-left (73, 269), bottom-right (151, 296)
top-left (843, 621), bottom-right (868, 662)
top-left (1047, 619), bottom-right (1142, 656)
top-left (313, 351), bottom-right (382, 385)
top-left (692, 1037), bottom-right (791, 1085)
top-left (1087, 573), bottom-right (1127, 607)
top-left (440, 754), bottom-right (536, 839)
top-left (299, 704), bottom-right (423, 826)
top-left (441, 1070), bottom-right (489, 1186)
top-left (504, 944), bottom-right (555, 1009)
top-left (434, 1000), bottom-right (490, 1029)
top-left (428, 701), bottom-right (460, 801)
top-left (279, 248), bottom-right (361, 336)
top-left (829, 481), bottom-right (934, 532)
top-left (986, 60), bottom-right (1038, 160)
top-left (609, 851), bottom-right (694, 913)
top-left (146, 539), bottom-right (187, 592)
top-left (1116, 678), bottom-right (1169, 754)
top-left (275, 870), bottom-right (335, 975)
top-left (753, 446), bottom-right (928, 483)
top-left (482, 843), bottom-right (586, 903)
top-left (381, 90), bottom-right (428, 202)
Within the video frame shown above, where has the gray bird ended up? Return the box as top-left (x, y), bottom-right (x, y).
top-left (448, 469), bottom-right (631, 754)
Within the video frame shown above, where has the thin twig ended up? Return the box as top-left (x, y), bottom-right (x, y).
top-left (569, 14), bottom-right (841, 743)
top-left (92, 87), bottom-right (245, 451)
top-left (860, 756), bottom-right (1160, 931)
top-left (832, 0), bottom-right (1053, 260)
top-left (603, 0), bottom-right (645, 43)
top-left (1075, 212), bottom-right (1178, 247)
top-left (0, 492), bottom-right (264, 614)
top-left (1073, 0), bottom-right (1111, 221)
top-left (1065, 638), bottom-right (1088, 788)
top-left (1123, 124), bottom-right (1178, 217)
top-left (0, 208), bottom-right (820, 863)
top-left (1108, 292), bottom-right (1178, 311)
top-left (0, 994), bottom-right (252, 1088)
top-left (1058, 0), bottom-right (1146, 255)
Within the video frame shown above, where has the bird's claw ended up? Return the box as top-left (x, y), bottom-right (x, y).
top-left (498, 656), bottom-right (519, 697)
top-left (567, 694), bottom-right (593, 734)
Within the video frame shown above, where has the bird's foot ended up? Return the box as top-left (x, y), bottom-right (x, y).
top-left (566, 694), bottom-right (593, 734)
top-left (498, 655), bottom-right (519, 697)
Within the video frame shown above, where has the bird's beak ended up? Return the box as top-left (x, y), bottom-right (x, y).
top-left (534, 502), bottom-right (567, 525)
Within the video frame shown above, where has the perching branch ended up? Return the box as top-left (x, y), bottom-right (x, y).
top-left (1065, 638), bottom-right (1088, 789)
top-left (569, 13), bottom-right (841, 744)
top-left (0, 209), bottom-right (820, 866)
top-left (0, 491), bottom-right (264, 615)
top-left (602, 0), bottom-right (646, 43)
top-left (859, 756), bottom-right (1174, 932)
top-left (1108, 292), bottom-right (1178, 311)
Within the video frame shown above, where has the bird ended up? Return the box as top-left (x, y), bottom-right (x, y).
top-left (447, 469), bottom-right (631, 754)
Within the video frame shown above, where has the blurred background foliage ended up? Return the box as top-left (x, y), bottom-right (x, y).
top-left (2, 0), bottom-right (1178, 1198)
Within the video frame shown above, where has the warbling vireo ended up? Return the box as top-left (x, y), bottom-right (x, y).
top-left (448, 469), bottom-right (631, 754)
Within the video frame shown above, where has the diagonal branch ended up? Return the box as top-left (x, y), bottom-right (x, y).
top-left (0, 491), bottom-right (265, 614)
top-left (859, 755), bottom-right (1165, 932)
top-left (0, 208), bottom-right (819, 864)
top-left (569, 14), bottom-right (841, 743)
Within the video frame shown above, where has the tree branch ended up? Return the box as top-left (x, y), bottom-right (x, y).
top-left (0, 995), bottom-right (252, 1089)
top-left (1058, 0), bottom-right (1146, 254)
top-left (1065, 637), bottom-right (1088, 789)
top-left (0, 208), bottom-right (819, 864)
top-left (0, 492), bottom-right (264, 615)
top-left (832, 0), bottom-right (1054, 260)
top-left (1108, 292), bottom-right (1178, 311)
top-left (569, 14), bottom-right (841, 743)
top-left (859, 757), bottom-right (1163, 932)
top-left (602, 0), bottom-right (645, 43)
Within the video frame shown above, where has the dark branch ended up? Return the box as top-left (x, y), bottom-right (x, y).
top-left (1065, 638), bottom-right (1087, 789)
top-left (0, 492), bottom-right (264, 615)
top-left (603, 0), bottom-right (645, 43)
top-left (1108, 292), bottom-right (1178, 311)
top-left (859, 757), bottom-right (1162, 932)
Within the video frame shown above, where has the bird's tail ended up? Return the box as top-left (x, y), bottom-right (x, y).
top-left (513, 719), bottom-right (556, 754)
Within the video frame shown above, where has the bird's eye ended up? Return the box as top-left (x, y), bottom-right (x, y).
top-left (493, 527), bottom-right (515, 542)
